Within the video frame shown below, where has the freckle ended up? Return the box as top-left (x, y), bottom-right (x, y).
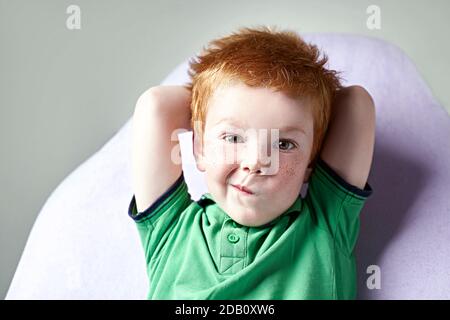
top-left (280, 163), bottom-right (296, 176)
top-left (279, 157), bottom-right (303, 177)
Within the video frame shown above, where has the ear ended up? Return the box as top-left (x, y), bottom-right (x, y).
top-left (192, 130), bottom-right (206, 172)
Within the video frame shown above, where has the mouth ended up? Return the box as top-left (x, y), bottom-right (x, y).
top-left (231, 184), bottom-right (254, 195)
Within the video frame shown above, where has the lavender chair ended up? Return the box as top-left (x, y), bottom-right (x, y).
top-left (6, 33), bottom-right (450, 299)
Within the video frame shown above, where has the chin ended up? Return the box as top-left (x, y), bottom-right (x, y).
top-left (228, 210), bottom-right (271, 227)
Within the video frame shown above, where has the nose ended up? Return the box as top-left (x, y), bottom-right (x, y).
top-left (239, 140), bottom-right (269, 175)
top-left (242, 161), bottom-right (262, 174)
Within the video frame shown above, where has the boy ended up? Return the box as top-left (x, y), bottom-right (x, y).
top-left (128, 26), bottom-right (375, 299)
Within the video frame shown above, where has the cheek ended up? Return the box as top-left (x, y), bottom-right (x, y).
top-left (279, 163), bottom-right (296, 177)
top-left (276, 156), bottom-right (305, 180)
top-left (205, 141), bottom-right (241, 167)
top-left (204, 144), bottom-right (236, 181)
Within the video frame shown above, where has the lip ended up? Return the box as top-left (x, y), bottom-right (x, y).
top-left (231, 184), bottom-right (254, 195)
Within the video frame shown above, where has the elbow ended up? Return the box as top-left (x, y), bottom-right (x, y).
top-left (347, 85), bottom-right (376, 124)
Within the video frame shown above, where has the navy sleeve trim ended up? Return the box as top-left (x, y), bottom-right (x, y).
top-left (317, 157), bottom-right (373, 198)
top-left (128, 172), bottom-right (185, 222)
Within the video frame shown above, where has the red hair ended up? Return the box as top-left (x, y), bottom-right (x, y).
top-left (184, 25), bottom-right (343, 166)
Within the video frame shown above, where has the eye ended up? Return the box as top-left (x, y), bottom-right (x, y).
top-left (274, 139), bottom-right (297, 151)
top-left (223, 134), bottom-right (244, 144)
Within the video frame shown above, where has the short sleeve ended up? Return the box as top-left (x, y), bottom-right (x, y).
top-left (128, 172), bottom-right (193, 264)
top-left (304, 157), bottom-right (373, 256)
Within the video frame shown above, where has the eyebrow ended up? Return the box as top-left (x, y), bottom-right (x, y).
top-left (214, 118), bottom-right (246, 127)
top-left (279, 125), bottom-right (307, 136)
top-left (215, 118), bottom-right (307, 136)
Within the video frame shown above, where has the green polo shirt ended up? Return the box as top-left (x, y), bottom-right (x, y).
top-left (128, 157), bottom-right (373, 300)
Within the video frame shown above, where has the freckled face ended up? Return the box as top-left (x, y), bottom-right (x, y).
top-left (195, 82), bottom-right (314, 227)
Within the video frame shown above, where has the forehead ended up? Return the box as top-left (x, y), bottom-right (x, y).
top-left (205, 82), bottom-right (313, 133)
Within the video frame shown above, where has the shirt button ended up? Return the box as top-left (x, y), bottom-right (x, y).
top-left (227, 233), bottom-right (240, 243)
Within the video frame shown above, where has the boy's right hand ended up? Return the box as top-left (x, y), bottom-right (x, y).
top-left (132, 85), bottom-right (192, 213)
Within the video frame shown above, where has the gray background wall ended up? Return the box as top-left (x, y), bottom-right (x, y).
top-left (1, 0), bottom-right (449, 299)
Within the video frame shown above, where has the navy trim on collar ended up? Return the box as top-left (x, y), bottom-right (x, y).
top-left (196, 194), bottom-right (215, 208)
top-left (316, 157), bottom-right (373, 198)
top-left (128, 172), bottom-right (185, 222)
